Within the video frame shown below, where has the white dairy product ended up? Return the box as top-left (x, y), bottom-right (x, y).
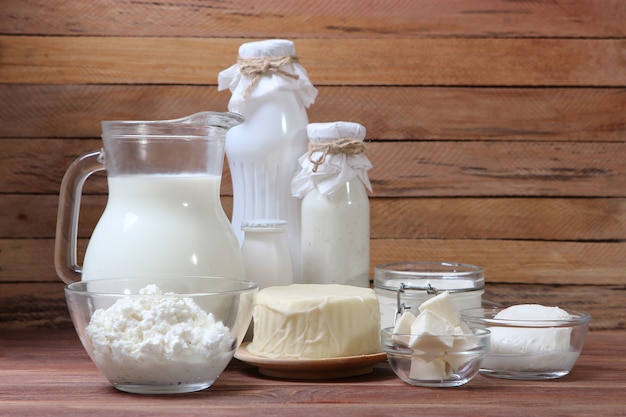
top-left (293, 122), bottom-right (372, 288)
top-left (241, 219), bottom-right (293, 289)
top-left (219, 39), bottom-right (317, 283)
top-left (82, 175), bottom-right (245, 281)
top-left (409, 357), bottom-right (451, 381)
top-left (410, 310), bottom-right (456, 349)
top-left (391, 311), bottom-right (416, 345)
top-left (299, 178), bottom-right (370, 287)
top-left (418, 291), bottom-right (463, 327)
top-left (86, 285), bottom-right (235, 387)
top-left (392, 291), bottom-right (473, 379)
top-left (486, 304), bottom-right (574, 372)
top-left (248, 284), bottom-right (381, 359)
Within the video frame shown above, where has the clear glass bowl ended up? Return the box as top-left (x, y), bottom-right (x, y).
top-left (381, 327), bottom-right (490, 387)
top-left (461, 307), bottom-right (592, 380)
top-left (65, 276), bottom-right (257, 394)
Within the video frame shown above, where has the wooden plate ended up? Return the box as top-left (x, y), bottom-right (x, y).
top-left (235, 343), bottom-right (387, 380)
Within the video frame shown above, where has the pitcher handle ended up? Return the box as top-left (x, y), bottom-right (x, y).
top-left (55, 151), bottom-right (105, 284)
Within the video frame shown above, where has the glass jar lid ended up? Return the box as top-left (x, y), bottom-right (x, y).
top-left (374, 261), bottom-right (484, 293)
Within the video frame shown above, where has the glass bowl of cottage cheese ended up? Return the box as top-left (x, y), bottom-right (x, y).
top-left (461, 305), bottom-right (592, 380)
top-left (65, 276), bottom-right (258, 394)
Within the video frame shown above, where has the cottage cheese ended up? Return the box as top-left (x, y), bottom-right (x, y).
top-left (85, 285), bottom-right (235, 387)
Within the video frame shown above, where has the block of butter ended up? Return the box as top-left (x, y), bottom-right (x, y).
top-left (248, 284), bottom-right (381, 359)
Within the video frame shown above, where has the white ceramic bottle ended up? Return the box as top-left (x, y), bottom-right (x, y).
top-left (218, 39), bottom-right (317, 283)
top-left (240, 219), bottom-right (293, 289)
top-left (292, 122), bottom-right (373, 287)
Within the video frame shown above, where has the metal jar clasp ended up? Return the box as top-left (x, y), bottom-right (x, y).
top-left (394, 282), bottom-right (439, 325)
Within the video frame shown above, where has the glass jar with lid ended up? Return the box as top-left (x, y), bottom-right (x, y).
top-left (374, 261), bottom-right (485, 329)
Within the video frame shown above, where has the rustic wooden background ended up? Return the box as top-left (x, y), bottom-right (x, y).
top-left (1, 0), bottom-right (624, 330)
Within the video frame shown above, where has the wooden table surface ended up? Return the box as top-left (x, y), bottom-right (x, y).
top-left (2, 329), bottom-right (625, 417)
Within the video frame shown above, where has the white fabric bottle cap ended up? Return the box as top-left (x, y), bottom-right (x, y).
top-left (306, 122), bottom-right (366, 143)
top-left (217, 39), bottom-right (317, 111)
top-left (238, 39), bottom-right (295, 58)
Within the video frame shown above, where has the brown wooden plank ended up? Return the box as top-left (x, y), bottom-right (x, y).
top-left (370, 197), bottom-right (626, 241)
top-left (368, 141), bottom-right (626, 197)
top-left (484, 284), bottom-right (625, 331)
top-left (2, 194), bottom-right (624, 242)
top-left (2, 238), bottom-right (624, 286)
top-left (370, 239), bottom-right (626, 286)
top-left (1, 36), bottom-right (624, 86)
top-left (0, 282), bottom-right (622, 330)
top-left (2, 0), bottom-right (624, 38)
top-left (2, 139), bottom-right (624, 197)
top-left (2, 85), bottom-right (625, 141)
top-left (0, 282), bottom-right (70, 329)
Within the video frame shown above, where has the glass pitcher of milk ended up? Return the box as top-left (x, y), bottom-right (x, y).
top-left (55, 111), bottom-right (246, 283)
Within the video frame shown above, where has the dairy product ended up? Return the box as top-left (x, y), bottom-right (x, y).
top-left (293, 121), bottom-right (372, 288)
top-left (219, 39), bottom-right (318, 283)
top-left (241, 220), bottom-right (293, 289)
top-left (409, 357), bottom-right (451, 381)
top-left (85, 285), bottom-right (235, 388)
top-left (485, 304), bottom-right (575, 372)
top-left (300, 178), bottom-right (370, 287)
top-left (82, 174), bottom-right (245, 281)
top-left (248, 284), bottom-right (381, 359)
top-left (392, 291), bottom-right (474, 379)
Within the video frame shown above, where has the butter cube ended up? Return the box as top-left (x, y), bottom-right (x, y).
top-left (392, 311), bottom-right (416, 346)
top-left (409, 357), bottom-right (452, 380)
top-left (418, 291), bottom-right (461, 326)
top-left (409, 310), bottom-right (455, 350)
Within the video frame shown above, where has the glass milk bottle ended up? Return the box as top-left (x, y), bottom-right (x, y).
top-left (292, 122), bottom-right (373, 287)
top-left (218, 39), bottom-right (317, 283)
top-left (241, 219), bottom-right (293, 289)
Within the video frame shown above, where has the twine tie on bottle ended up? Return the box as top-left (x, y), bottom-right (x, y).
top-left (307, 138), bottom-right (367, 173)
top-left (238, 55), bottom-right (300, 98)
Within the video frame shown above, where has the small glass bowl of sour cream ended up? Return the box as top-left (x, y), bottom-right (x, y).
top-left (381, 327), bottom-right (490, 387)
top-left (461, 306), bottom-right (592, 380)
top-left (65, 276), bottom-right (257, 394)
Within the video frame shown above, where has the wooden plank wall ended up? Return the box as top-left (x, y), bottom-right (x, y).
top-left (1, 0), bottom-right (624, 330)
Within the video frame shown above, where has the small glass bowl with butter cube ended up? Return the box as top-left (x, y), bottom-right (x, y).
top-left (381, 291), bottom-right (490, 387)
top-left (461, 305), bottom-right (591, 380)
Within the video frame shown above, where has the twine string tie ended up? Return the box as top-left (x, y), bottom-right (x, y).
top-left (307, 138), bottom-right (366, 173)
top-left (238, 55), bottom-right (300, 98)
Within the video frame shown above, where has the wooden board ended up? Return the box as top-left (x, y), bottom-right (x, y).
top-left (2, 195), bottom-right (624, 241)
top-left (0, 282), bottom-right (623, 331)
top-left (2, 36), bottom-right (625, 86)
top-left (2, 0), bottom-right (626, 38)
top-left (0, 0), bottom-right (624, 330)
top-left (1, 328), bottom-right (625, 416)
top-left (2, 86), bottom-right (625, 141)
top-left (2, 139), bottom-right (625, 196)
top-left (2, 238), bottom-right (624, 287)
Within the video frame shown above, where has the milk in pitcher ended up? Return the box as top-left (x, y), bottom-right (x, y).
top-left (81, 174), bottom-right (245, 280)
